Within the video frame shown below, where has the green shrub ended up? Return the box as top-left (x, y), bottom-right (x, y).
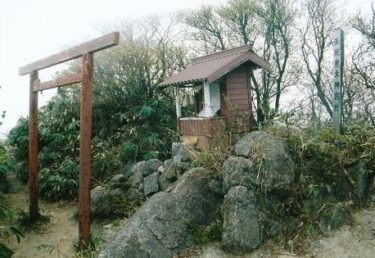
top-left (263, 121), bottom-right (375, 239)
top-left (40, 159), bottom-right (79, 200)
top-left (7, 37), bottom-right (182, 201)
top-left (0, 195), bottom-right (23, 258)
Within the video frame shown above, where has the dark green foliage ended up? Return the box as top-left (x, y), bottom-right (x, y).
top-left (92, 193), bottom-right (142, 220)
top-left (39, 159), bottom-right (79, 201)
top-left (0, 196), bottom-right (23, 258)
top-left (0, 144), bottom-right (11, 193)
top-left (7, 36), bottom-right (185, 201)
top-left (7, 119), bottom-right (29, 183)
top-left (262, 122), bottom-right (375, 240)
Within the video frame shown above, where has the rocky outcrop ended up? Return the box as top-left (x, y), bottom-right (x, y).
top-left (91, 153), bottom-right (194, 217)
top-left (95, 130), bottom-right (375, 256)
top-left (220, 131), bottom-right (297, 253)
top-left (98, 168), bottom-right (222, 258)
top-left (97, 131), bottom-right (298, 255)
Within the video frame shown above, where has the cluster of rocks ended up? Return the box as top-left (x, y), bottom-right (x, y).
top-left (97, 131), bottom-right (298, 257)
top-left (97, 130), bottom-right (374, 257)
top-left (91, 143), bottom-right (196, 217)
top-left (220, 131), bottom-right (296, 252)
top-left (98, 167), bottom-right (222, 258)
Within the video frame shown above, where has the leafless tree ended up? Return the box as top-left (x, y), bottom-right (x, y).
top-left (183, 0), bottom-right (298, 124)
top-left (300, 0), bottom-right (336, 118)
top-left (352, 5), bottom-right (375, 89)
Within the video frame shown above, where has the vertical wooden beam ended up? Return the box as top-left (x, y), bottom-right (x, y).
top-left (29, 71), bottom-right (40, 221)
top-left (78, 53), bottom-right (93, 249)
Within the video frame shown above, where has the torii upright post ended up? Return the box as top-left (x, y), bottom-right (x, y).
top-left (19, 32), bottom-right (120, 249)
top-left (79, 53), bottom-right (93, 248)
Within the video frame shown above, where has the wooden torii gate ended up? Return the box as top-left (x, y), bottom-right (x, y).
top-left (19, 32), bottom-right (120, 249)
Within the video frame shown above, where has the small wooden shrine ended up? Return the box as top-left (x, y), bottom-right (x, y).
top-left (160, 45), bottom-right (271, 150)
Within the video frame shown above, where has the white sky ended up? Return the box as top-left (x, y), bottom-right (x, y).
top-left (0, 0), bottom-right (226, 137)
top-left (0, 0), bottom-right (373, 136)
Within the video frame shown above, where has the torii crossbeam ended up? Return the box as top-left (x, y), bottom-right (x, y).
top-left (19, 32), bottom-right (120, 249)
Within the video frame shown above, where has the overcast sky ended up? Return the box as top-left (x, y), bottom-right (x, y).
top-left (0, 0), bottom-right (373, 136)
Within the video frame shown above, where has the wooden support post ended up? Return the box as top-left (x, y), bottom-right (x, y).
top-left (78, 53), bottom-right (93, 249)
top-left (28, 71), bottom-right (40, 220)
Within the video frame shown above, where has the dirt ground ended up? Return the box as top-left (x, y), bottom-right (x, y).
top-left (3, 189), bottom-right (375, 258)
top-left (5, 190), bottom-right (77, 258)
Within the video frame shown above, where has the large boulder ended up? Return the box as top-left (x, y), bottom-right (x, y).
top-left (98, 168), bottom-right (222, 258)
top-left (233, 131), bottom-right (295, 194)
top-left (221, 186), bottom-right (262, 253)
top-left (221, 156), bottom-right (256, 193)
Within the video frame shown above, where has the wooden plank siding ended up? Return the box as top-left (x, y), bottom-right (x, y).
top-left (179, 117), bottom-right (227, 137)
top-left (224, 64), bottom-right (252, 133)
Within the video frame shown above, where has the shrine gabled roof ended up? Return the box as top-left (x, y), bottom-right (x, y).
top-left (159, 45), bottom-right (271, 87)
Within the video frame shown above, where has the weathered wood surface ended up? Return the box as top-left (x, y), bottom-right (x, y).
top-left (179, 117), bottom-right (227, 137)
top-left (34, 70), bottom-right (83, 92)
top-left (78, 53), bottom-right (93, 249)
top-left (19, 32), bottom-right (119, 75)
top-left (28, 71), bottom-right (40, 220)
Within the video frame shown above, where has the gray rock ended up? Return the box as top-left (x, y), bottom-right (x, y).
top-left (126, 161), bottom-right (145, 180)
top-left (98, 168), bottom-right (222, 258)
top-left (110, 174), bottom-right (126, 189)
top-left (221, 156), bottom-right (255, 193)
top-left (221, 186), bottom-right (262, 253)
top-left (158, 173), bottom-right (172, 191)
top-left (175, 161), bottom-right (192, 174)
top-left (126, 188), bottom-right (144, 201)
top-left (158, 161), bottom-right (180, 191)
top-left (144, 172), bottom-right (159, 196)
top-left (158, 166), bottom-right (165, 173)
top-left (208, 178), bottom-right (224, 196)
top-left (163, 159), bottom-right (173, 167)
top-left (172, 142), bottom-right (196, 162)
top-left (91, 186), bottom-right (107, 204)
top-left (110, 174), bottom-right (125, 184)
top-left (233, 131), bottom-right (295, 194)
top-left (102, 210), bottom-right (171, 258)
top-left (111, 188), bottom-right (126, 197)
top-left (128, 165), bottom-right (144, 189)
top-left (91, 186), bottom-right (112, 217)
top-left (141, 159), bottom-right (163, 176)
top-left (138, 183), bottom-right (144, 192)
